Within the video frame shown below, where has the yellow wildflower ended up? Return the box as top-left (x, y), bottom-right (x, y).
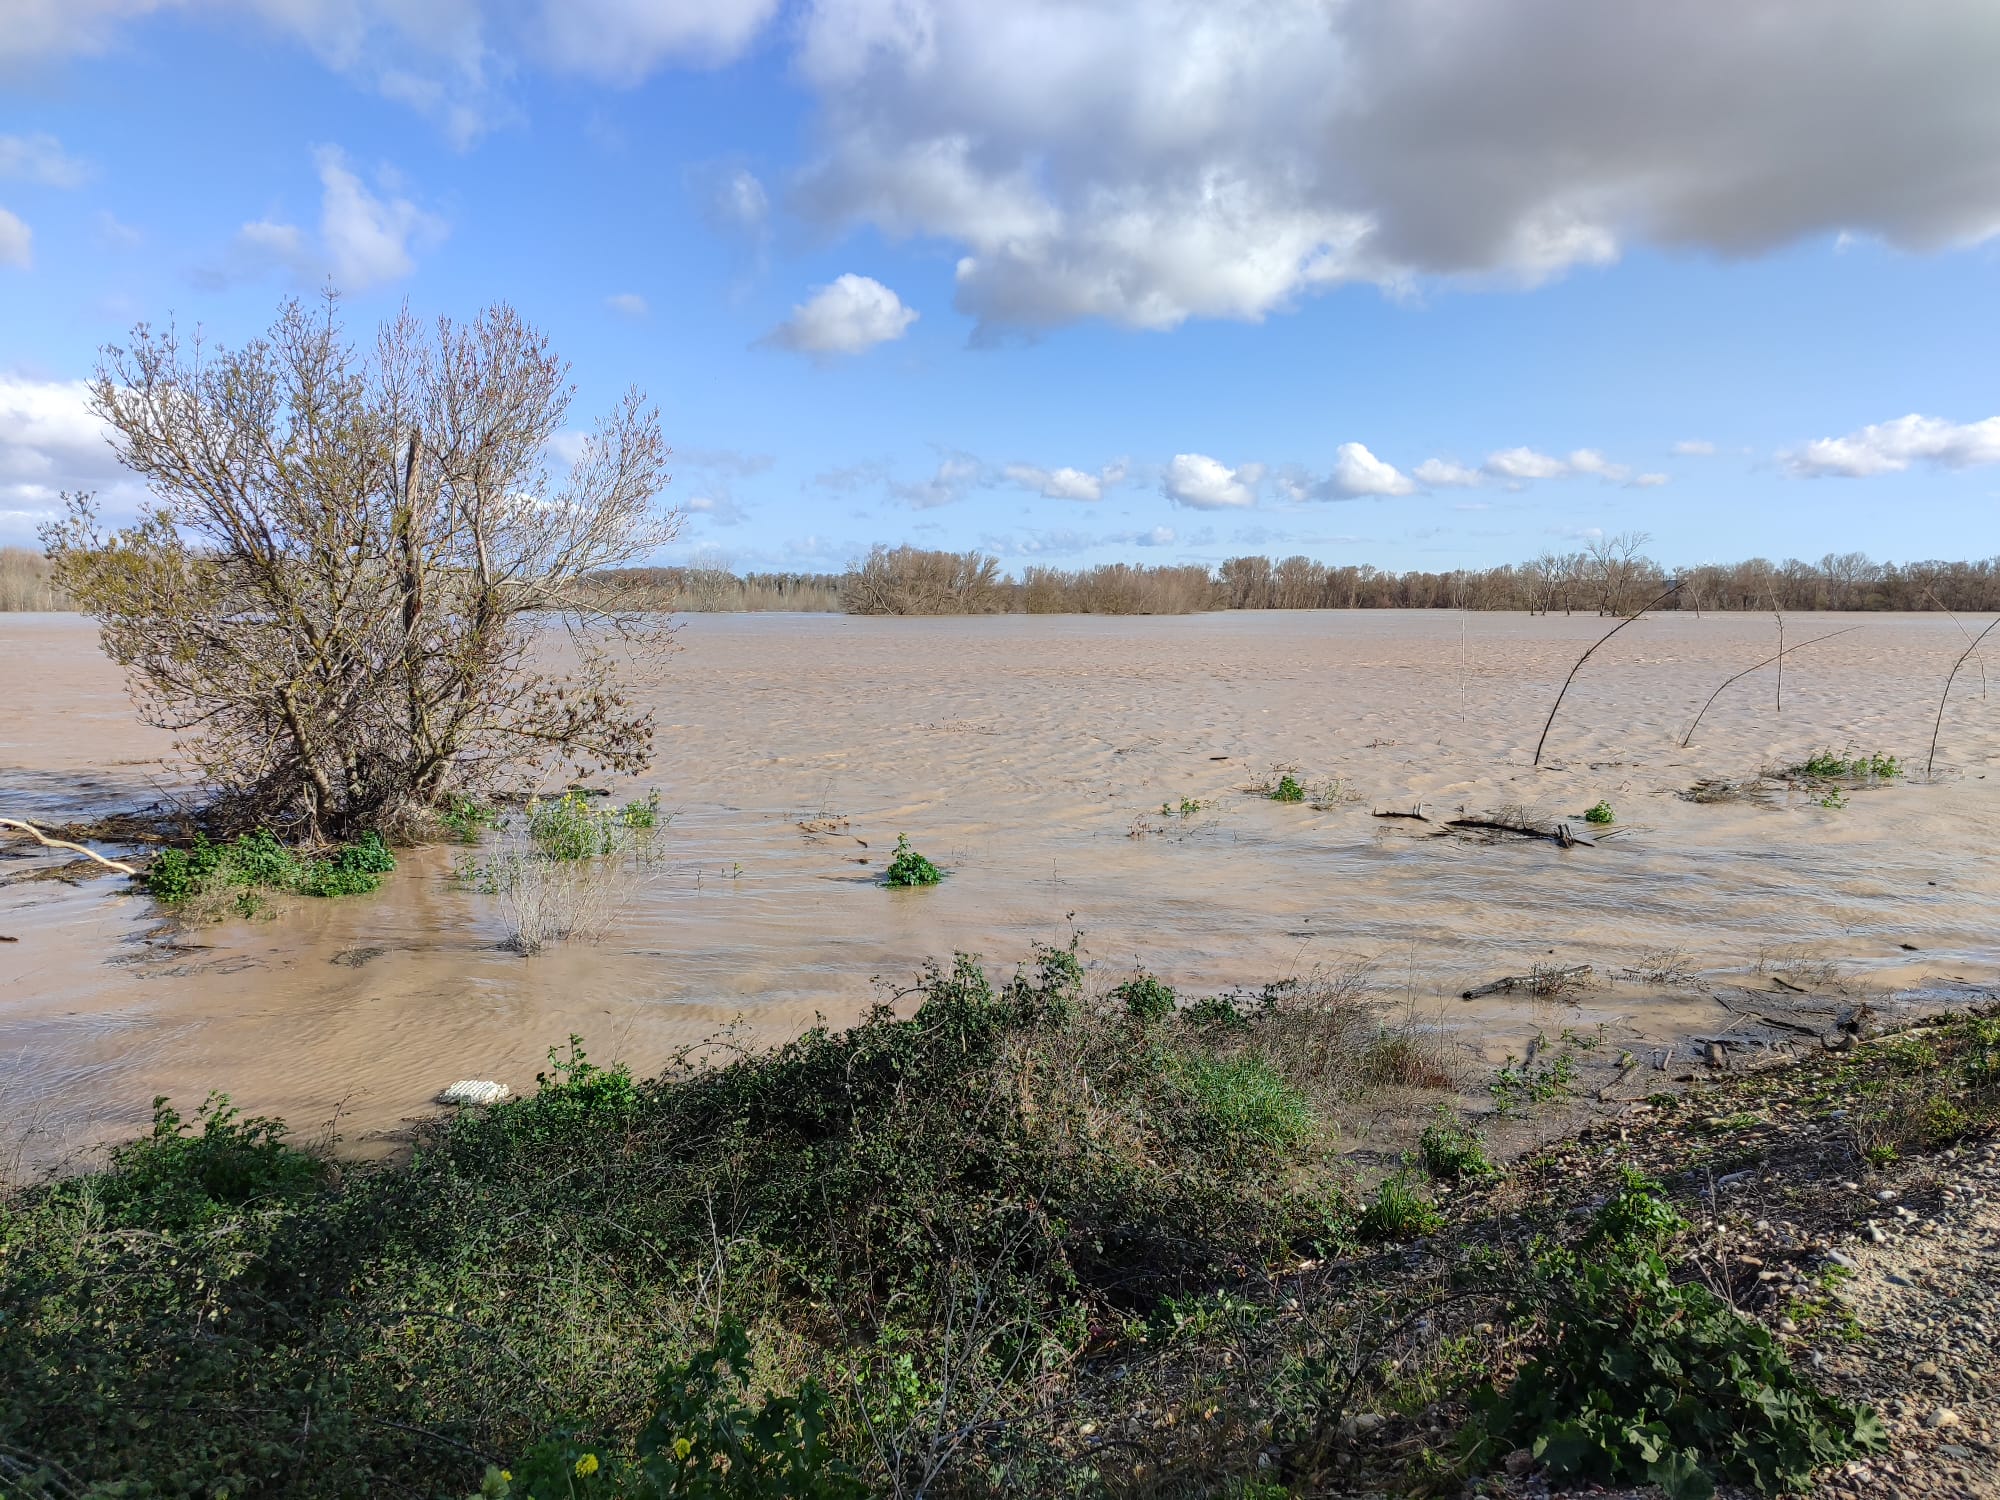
top-left (673, 1437), bottom-right (693, 1461)
top-left (574, 1452), bottom-right (600, 1477)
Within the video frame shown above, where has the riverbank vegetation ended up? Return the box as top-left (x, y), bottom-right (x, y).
top-left (8, 949), bottom-right (1986, 1498)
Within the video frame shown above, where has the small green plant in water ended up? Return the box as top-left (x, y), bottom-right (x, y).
top-left (1160, 795), bottom-right (1208, 818)
top-left (1269, 774), bottom-right (1306, 803)
top-left (145, 828), bottom-right (395, 906)
top-left (1583, 800), bottom-right (1615, 825)
top-left (528, 790), bottom-right (618, 860)
top-left (620, 790), bottom-right (664, 829)
top-left (1819, 789), bottom-right (1849, 811)
top-left (882, 834), bottom-right (945, 887)
top-left (439, 795), bottom-right (500, 843)
top-left (1796, 749), bottom-right (1901, 781)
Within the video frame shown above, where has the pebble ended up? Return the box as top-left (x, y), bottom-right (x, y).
top-left (1925, 1408), bottom-right (1960, 1430)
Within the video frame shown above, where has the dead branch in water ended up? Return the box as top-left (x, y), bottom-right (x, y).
top-left (1679, 625), bottom-right (1865, 747)
top-left (1926, 615), bottom-right (2000, 776)
top-left (1531, 581), bottom-right (1682, 767)
top-left (1461, 964), bottom-right (1592, 1000)
top-left (1445, 816), bottom-right (1595, 847)
top-left (0, 817), bottom-right (139, 876)
top-left (1369, 806), bottom-right (1430, 821)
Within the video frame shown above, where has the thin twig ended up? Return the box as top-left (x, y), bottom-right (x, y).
top-left (1927, 616), bottom-right (2000, 776)
top-left (1680, 626), bottom-right (1864, 747)
top-left (1532, 581), bottom-right (1682, 766)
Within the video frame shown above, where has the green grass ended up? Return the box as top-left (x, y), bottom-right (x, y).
top-left (1418, 1108), bottom-right (1497, 1182)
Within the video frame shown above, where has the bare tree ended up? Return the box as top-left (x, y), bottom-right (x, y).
top-left (842, 545), bottom-right (1002, 614)
top-left (44, 294), bottom-right (678, 840)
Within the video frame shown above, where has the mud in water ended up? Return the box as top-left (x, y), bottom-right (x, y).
top-left (3, 608), bottom-right (1997, 1163)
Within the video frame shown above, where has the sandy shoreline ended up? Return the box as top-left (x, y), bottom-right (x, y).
top-left (4, 608), bottom-right (1997, 1161)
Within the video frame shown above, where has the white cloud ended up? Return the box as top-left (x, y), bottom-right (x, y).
top-left (1162, 453), bottom-right (1256, 510)
top-left (0, 374), bottom-right (145, 541)
top-left (0, 209), bottom-right (30, 269)
top-left (764, 273), bottom-right (918, 357)
top-left (606, 291), bottom-right (649, 318)
top-left (1672, 438), bottom-right (1716, 456)
top-left (1003, 460), bottom-right (1127, 502)
top-left (1326, 441), bottom-right (1415, 498)
top-left (538, 0), bottom-right (780, 85)
top-left (1136, 525), bottom-right (1175, 546)
top-left (786, 0), bottom-right (2000, 334)
top-left (1414, 457), bottom-right (1481, 488)
top-left (0, 133), bottom-right (91, 188)
top-left (892, 452), bottom-right (984, 509)
top-left (20, 4), bottom-right (2000, 330)
top-left (315, 146), bottom-right (445, 289)
top-left (1483, 446), bottom-right (1571, 481)
top-left (1784, 413), bottom-right (2000, 478)
top-left (95, 210), bottom-right (143, 249)
top-left (1565, 448), bottom-right (1631, 482)
top-left (1630, 472), bottom-right (1670, 488)
top-left (227, 146), bottom-right (444, 291)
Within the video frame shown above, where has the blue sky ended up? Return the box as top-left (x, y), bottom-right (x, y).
top-left (2, 1), bottom-right (1998, 572)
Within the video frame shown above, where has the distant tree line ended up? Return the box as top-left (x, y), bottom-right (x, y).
top-left (19, 536), bottom-right (2000, 618)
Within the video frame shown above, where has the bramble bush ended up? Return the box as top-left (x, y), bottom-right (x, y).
top-left (1469, 1170), bottom-right (1886, 1498)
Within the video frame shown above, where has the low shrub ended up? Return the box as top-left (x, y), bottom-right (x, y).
top-left (490, 1319), bottom-right (865, 1499)
top-left (145, 827), bottom-right (395, 906)
top-left (1269, 774), bottom-right (1306, 804)
top-left (1113, 973), bottom-right (1177, 1023)
top-left (529, 790), bottom-right (619, 860)
top-left (1583, 800), bottom-right (1615, 825)
top-left (1471, 1174), bottom-right (1885, 1498)
top-left (1794, 749), bottom-right (1901, 781)
top-left (882, 834), bottom-right (945, 887)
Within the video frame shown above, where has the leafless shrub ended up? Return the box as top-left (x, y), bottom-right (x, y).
top-left (1615, 946), bottom-right (1700, 987)
top-left (1526, 962), bottom-right (1594, 1001)
top-left (843, 545), bottom-right (1002, 615)
top-left (582, 565), bottom-right (843, 612)
top-left (1019, 561), bottom-right (1215, 614)
top-left (43, 293), bottom-right (678, 840)
top-left (1679, 777), bottom-right (1778, 805)
top-left (1754, 946), bottom-right (1844, 993)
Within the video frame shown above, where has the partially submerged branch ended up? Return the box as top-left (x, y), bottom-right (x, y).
top-left (1531, 581), bottom-right (1682, 767)
top-left (0, 817), bottom-right (139, 876)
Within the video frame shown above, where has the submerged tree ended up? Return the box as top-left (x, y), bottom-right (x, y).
top-left (45, 294), bottom-right (678, 840)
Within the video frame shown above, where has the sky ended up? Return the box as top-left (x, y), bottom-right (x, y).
top-left (1, 0), bottom-right (1998, 575)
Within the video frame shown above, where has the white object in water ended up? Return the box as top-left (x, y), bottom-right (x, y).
top-left (437, 1079), bottom-right (510, 1106)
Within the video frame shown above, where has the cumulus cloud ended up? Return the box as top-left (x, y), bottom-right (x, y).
top-left (764, 273), bottom-right (918, 357)
top-left (606, 291), bottom-right (649, 318)
top-left (0, 209), bottom-right (30, 269)
top-left (1482, 447), bottom-right (1569, 481)
top-left (1565, 448), bottom-right (1631, 482)
top-left (1327, 441), bottom-right (1415, 498)
top-left (1672, 438), bottom-right (1716, 456)
top-left (1413, 457), bottom-right (1481, 488)
top-left (227, 147), bottom-right (444, 291)
top-left (21, 4), bottom-right (2000, 324)
top-left (1784, 414), bottom-right (2000, 478)
top-left (0, 133), bottom-right (91, 188)
top-left (1162, 453), bottom-right (1256, 510)
top-left (787, 0), bottom-right (2000, 334)
top-left (1003, 459), bottom-right (1127, 502)
top-left (0, 374), bottom-right (144, 540)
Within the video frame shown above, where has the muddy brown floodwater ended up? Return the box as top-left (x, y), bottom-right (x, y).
top-left (3, 608), bottom-right (1997, 1165)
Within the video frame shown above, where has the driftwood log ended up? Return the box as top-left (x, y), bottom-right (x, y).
top-left (1461, 964), bottom-right (1591, 1000)
top-left (1444, 817), bottom-right (1596, 848)
top-left (0, 817), bottom-right (140, 877)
